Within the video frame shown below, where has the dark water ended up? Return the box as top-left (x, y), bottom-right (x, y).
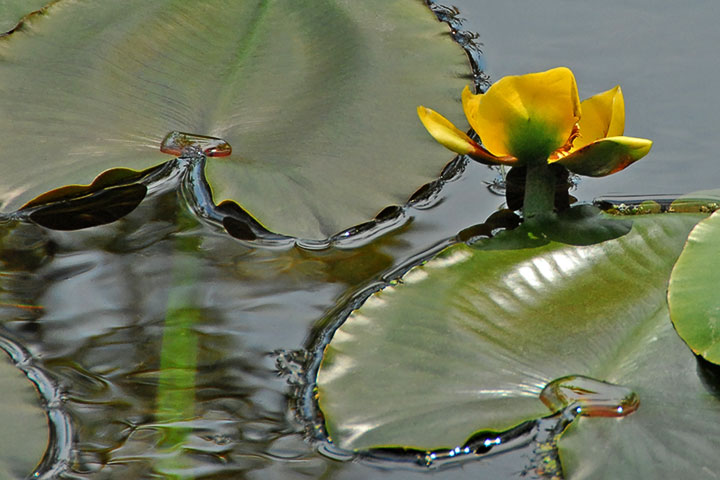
top-left (2, 2), bottom-right (719, 479)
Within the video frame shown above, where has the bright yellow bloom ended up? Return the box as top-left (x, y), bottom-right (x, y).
top-left (418, 67), bottom-right (652, 176)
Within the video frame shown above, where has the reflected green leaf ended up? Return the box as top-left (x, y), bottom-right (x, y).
top-left (0, 351), bottom-right (48, 478)
top-left (154, 207), bottom-right (204, 478)
top-left (317, 213), bottom-right (720, 480)
top-left (0, 0), bottom-right (470, 240)
top-left (668, 210), bottom-right (720, 364)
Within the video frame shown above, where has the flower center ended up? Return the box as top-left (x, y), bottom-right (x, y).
top-left (506, 117), bottom-right (567, 163)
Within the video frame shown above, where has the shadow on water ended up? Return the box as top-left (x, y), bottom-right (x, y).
top-left (697, 355), bottom-right (720, 400)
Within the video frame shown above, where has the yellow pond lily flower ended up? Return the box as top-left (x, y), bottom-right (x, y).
top-left (418, 67), bottom-right (652, 176)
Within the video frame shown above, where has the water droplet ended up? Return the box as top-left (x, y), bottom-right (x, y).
top-left (160, 131), bottom-right (232, 157)
top-left (540, 375), bottom-right (639, 418)
top-left (482, 436), bottom-right (501, 448)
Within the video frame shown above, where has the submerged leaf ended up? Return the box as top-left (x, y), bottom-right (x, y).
top-left (19, 167), bottom-right (154, 230)
top-left (0, 0), bottom-right (470, 239)
top-left (28, 184), bottom-right (147, 231)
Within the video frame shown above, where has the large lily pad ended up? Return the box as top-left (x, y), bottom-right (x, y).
top-left (316, 213), bottom-right (720, 477)
top-left (0, 350), bottom-right (49, 478)
top-left (0, 0), bottom-right (470, 240)
top-left (668, 209), bottom-right (720, 364)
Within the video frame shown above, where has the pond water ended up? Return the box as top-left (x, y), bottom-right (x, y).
top-left (453, 0), bottom-right (720, 200)
top-left (2, 2), bottom-right (719, 480)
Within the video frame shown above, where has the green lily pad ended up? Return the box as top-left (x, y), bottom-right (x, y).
top-left (557, 312), bottom-right (720, 479)
top-left (668, 210), bottom-right (720, 364)
top-left (0, 0), bottom-right (470, 240)
top-left (0, 0), bottom-right (49, 33)
top-left (0, 351), bottom-right (49, 478)
top-left (316, 213), bottom-right (720, 478)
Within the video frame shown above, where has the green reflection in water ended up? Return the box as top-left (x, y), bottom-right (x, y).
top-left (155, 217), bottom-right (202, 478)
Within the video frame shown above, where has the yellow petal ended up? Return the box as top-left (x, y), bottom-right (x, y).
top-left (554, 136), bottom-right (652, 177)
top-left (463, 67), bottom-right (581, 162)
top-left (417, 105), bottom-right (480, 156)
top-left (416, 106), bottom-right (515, 165)
top-left (574, 86), bottom-right (625, 150)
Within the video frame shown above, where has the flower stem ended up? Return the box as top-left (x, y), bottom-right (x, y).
top-left (523, 160), bottom-right (555, 218)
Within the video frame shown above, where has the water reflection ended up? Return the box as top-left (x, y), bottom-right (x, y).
top-left (0, 142), bottom-right (507, 479)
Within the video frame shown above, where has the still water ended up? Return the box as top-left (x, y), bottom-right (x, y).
top-left (2, 1), bottom-right (719, 479)
top-left (453, 0), bottom-right (720, 199)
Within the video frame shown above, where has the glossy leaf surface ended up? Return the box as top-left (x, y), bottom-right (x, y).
top-left (668, 210), bottom-right (720, 364)
top-left (558, 312), bottom-right (720, 479)
top-left (0, 0), bottom-right (469, 239)
top-left (317, 213), bottom-right (720, 478)
top-left (0, 0), bottom-right (49, 33)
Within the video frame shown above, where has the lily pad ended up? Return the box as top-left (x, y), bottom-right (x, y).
top-left (0, 0), bottom-right (470, 240)
top-left (668, 210), bottom-right (720, 364)
top-left (316, 213), bottom-right (720, 477)
top-left (557, 312), bottom-right (720, 479)
top-left (0, 0), bottom-right (50, 34)
top-left (0, 350), bottom-right (49, 478)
